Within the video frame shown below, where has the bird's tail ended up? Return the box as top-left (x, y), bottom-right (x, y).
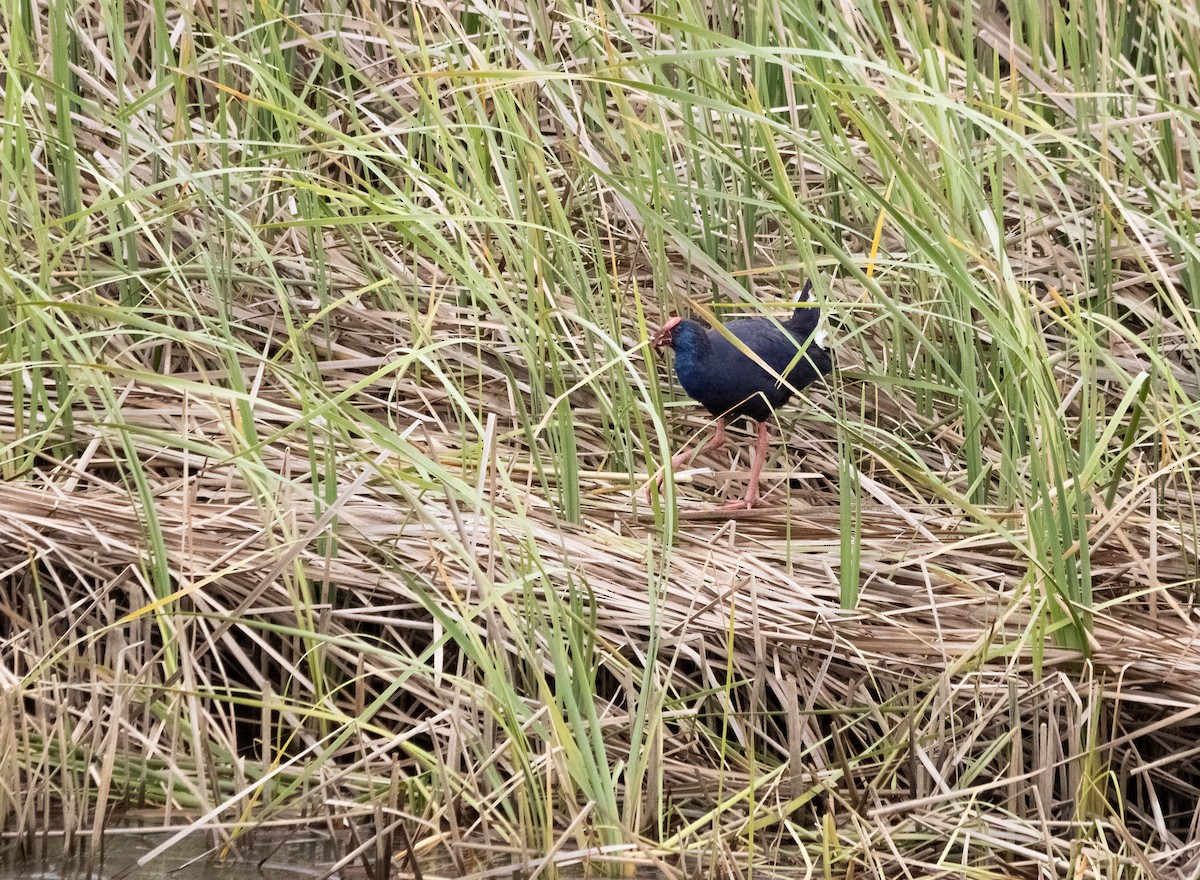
top-left (793, 279), bottom-right (814, 306)
top-left (787, 279), bottom-right (832, 361)
top-left (788, 280), bottom-right (820, 331)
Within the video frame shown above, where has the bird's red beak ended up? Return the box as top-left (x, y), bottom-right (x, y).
top-left (651, 316), bottom-right (682, 348)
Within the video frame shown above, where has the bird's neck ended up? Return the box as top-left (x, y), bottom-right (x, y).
top-left (672, 322), bottom-right (710, 371)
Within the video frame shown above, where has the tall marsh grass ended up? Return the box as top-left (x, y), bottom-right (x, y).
top-left (2, 0), bottom-right (1200, 876)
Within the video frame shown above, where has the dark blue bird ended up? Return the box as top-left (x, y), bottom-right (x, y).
top-left (650, 283), bottom-right (832, 507)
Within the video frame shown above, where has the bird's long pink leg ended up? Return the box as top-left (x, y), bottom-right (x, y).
top-left (645, 418), bottom-right (726, 499)
top-left (670, 417), bottom-right (726, 471)
top-left (720, 420), bottom-right (771, 509)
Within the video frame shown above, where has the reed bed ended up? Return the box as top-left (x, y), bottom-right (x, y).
top-left (2, 0), bottom-right (1200, 876)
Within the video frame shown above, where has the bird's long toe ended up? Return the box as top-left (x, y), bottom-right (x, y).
top-left (718, 490), bottom-right (765, 510)
top-left (717, 498), bottom-right (753, 510)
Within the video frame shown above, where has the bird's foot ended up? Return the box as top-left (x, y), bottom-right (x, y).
top-left (643, 453), bottom-right (706, 502)
top-left (641, 478), bottom-right (660, 503)
top-left (717, 494), bottom-right (763, 510)
top-left (641, 464), bottom-right (671, 502)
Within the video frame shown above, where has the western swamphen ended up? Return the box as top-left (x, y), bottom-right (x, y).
top-left (650, 283), bottom-right (833, 508)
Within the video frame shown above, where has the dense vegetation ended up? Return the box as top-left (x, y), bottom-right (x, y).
top-left (3, 0), bottom-right (1199, 875)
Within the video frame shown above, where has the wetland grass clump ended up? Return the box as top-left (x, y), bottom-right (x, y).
top-left (2, 0), bottom-right (1199, 876)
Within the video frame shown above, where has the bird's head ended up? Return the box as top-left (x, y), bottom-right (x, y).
top-left (657, 309), bottom-right (710, 348)
top-left (651, 316), bottom-right (683, 349)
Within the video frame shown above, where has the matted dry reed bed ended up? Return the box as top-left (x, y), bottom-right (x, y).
top-left (4, 0), bottom-right (1200, 876)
